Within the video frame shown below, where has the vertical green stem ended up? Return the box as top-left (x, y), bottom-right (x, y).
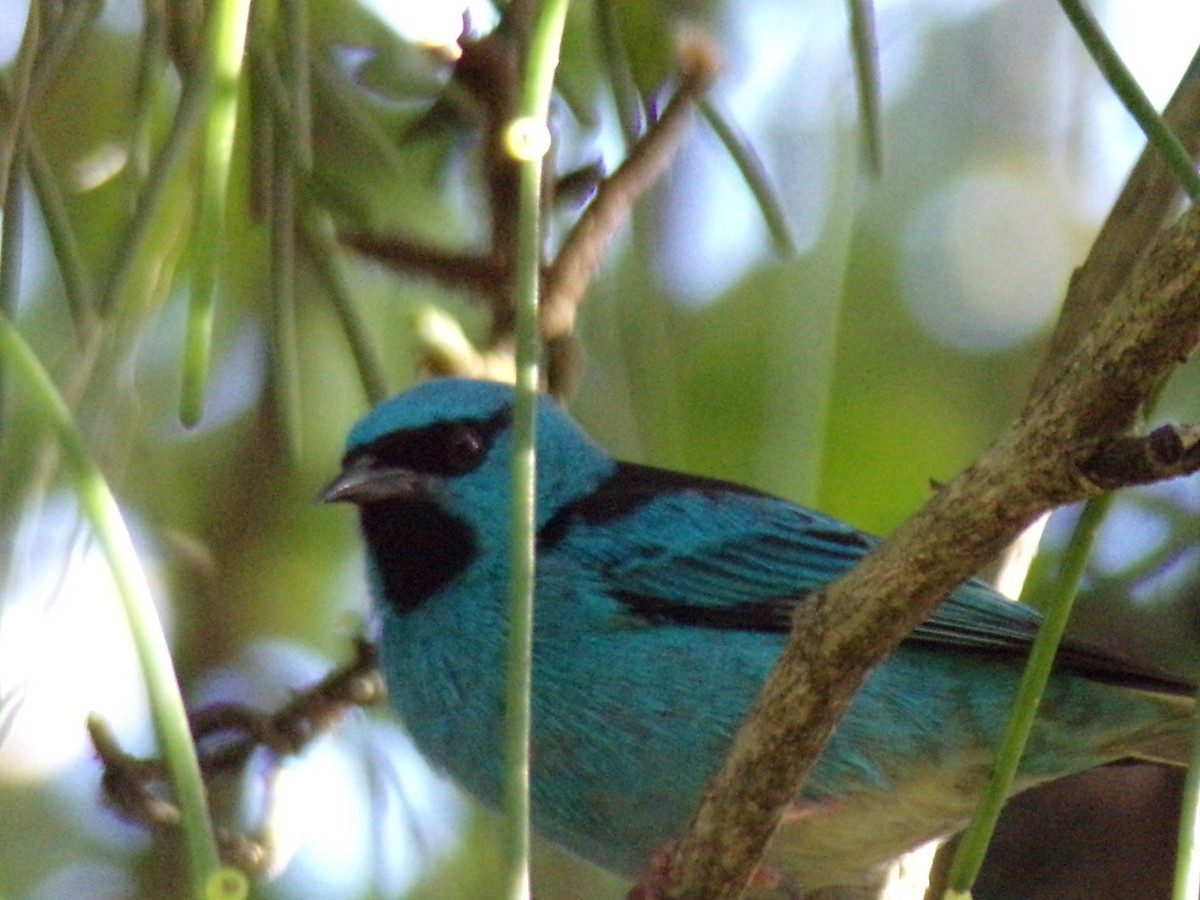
top-left (262, 0), bottom-right (311, 459)
top-left (0, 136), bottom-right (22, 430)
top-left (0, 0), bottom-right (39, 220)
top-left (945, 495), bottom-right (1112, 895)
top-left (505, 2), bottom-right (570, 897)
top-left (1173, 703), bottom-right (1200, 900)
top-left (279, 0), bottom-right (312, 170)
top-left (845, 0), bottom-right (881, 173)
top-left (0, 141), bottom-right (24, 322)
top-left (179, 0), bottom-right (253, 426)
top-left (593, 0), bottom-right (643, 147)
top-left (268, 136), bottom-right (300, 456)
top-left (131, 0), bottom-right (168, 187)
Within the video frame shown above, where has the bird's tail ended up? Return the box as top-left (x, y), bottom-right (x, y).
top-left (1113, 690), bottom-right (1195, 767)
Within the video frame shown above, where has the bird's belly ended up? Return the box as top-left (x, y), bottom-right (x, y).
top-left (766, 755), bottom-right (999, 891)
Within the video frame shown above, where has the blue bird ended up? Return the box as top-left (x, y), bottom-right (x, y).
top-left (321, 377), bottom-right (1194, 894)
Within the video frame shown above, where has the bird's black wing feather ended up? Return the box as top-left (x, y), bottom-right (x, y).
top-left (541, 462), bottom-right (1193, 696)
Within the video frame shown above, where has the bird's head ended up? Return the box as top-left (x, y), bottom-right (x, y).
top-left (320, 377), bottom-right (613, 612)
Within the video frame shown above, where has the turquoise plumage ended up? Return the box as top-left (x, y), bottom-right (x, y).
top-left (322, 377), bottom-right (1193, 893)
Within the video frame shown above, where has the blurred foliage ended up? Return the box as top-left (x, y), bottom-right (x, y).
top-left (1, 0), bottom-right (1199, 898)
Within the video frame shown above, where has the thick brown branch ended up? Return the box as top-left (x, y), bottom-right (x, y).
top-left (659, 201), bottom-right (1200, 898)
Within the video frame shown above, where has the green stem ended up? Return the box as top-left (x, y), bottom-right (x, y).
top-left (297, 212), bottom-right (388, 405)
top-left (1057, 0), bottom-right (1200, 200)
top-left (22, 118), bottom-right (94, 326)
top-left (0, 8), bottom-right (94, 327)
top-left (505, 1), bottom-right (570, 897)
top-left (267, 0), bottom-right (311, 459)
top-left (131, 0), bottom-right (168, 187)
top-left (279, 0), bottom-right (312, 171)
top-left (593, 0), bottom-right (644, 147)
top-left (98, 70), bottom-right (206, 318)
top-left (1174, 696), bottom-right (1200, 899)
top-left (247, 0), bottom-right (386, 408)
top-left (0, 314), bottom-right (230, 899)
top-left (845, 0), bottom-right (881, 173)
top-left (0, 0), bottom-right (39, 219)
top-left (0, 126), bottom-right (25, 327)
top-left (26, 0), bottom-right (100, 102)
top-left (698, 100), bottom-right (795, 256)
top-left (268, 124), bottom-right (301, 457)
top-left (180, 0), bottom-right (253, 426)
top-left (945, 495), bottom-right (1112, 895)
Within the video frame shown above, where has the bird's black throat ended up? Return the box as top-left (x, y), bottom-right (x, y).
top-left (360, 498), bottom-right (476, 613)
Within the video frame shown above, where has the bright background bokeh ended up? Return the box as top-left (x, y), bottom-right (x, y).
top-left (2, 0), bottom-right (1199, 897)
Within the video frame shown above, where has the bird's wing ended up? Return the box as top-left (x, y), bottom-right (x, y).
top-left (543, 462), bottom-right (1192, 693)
top-left (542, 462), bottom-right (848, 623)
top-left (545, 461), bottom-right (1023, 638)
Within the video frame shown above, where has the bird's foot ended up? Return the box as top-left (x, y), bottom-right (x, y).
top-left (626, 840), bottom-right (678, 900)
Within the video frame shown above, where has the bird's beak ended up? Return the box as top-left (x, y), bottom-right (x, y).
top-left (318, 455), bottom-right (436, 505)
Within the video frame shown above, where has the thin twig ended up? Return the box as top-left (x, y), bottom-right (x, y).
top-left (539, 35), bottom-right (718, 340)
top-left (89, 638), bottom-right (383, 873)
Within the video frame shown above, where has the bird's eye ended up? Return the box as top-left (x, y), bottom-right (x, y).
top-left (443, 423), bottom-right (486, 473)
top-left (353, 408), bottom-right (507, 478)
